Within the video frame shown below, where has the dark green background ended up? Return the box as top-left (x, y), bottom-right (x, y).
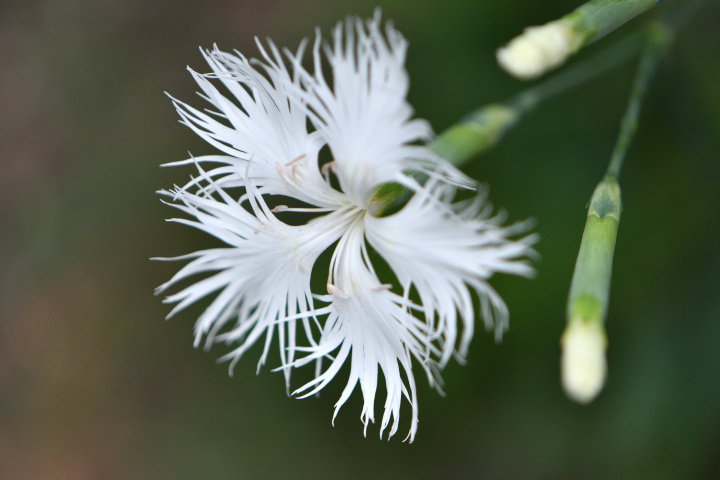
top-left (1, 1), bottom-right (718, 478)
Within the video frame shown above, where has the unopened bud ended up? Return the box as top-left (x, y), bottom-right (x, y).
top-left (561, 320), bottom-right (607, 403)
top-left (496, 21), bottom-right (583, 80)
top-left (497, 0), bottom-right (662, 80)
top-left (562, 176), bottom-right (621, 403)
top-left (431, 104), bottom-right (519, 164)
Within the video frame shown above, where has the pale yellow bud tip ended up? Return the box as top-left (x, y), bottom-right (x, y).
top-left (561, 321), bottom-right (607, 403)
top-left (496, 21), bottom-right (583, 80)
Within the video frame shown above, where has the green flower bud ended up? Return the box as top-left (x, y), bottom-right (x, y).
top-left (562, 176), bottom-right (621, 403)
top-left (498, 0), bottom-right (663, 80)
top-left (431, 104), bottom-right (519, 165)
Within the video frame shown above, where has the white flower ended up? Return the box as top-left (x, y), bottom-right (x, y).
top-left (157, 11), bottom-right (535, 442)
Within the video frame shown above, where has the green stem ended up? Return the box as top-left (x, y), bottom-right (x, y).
top-left (606, 23), bottom-right (669, 178)
top-left (570, 0), bottom-right (664, 46)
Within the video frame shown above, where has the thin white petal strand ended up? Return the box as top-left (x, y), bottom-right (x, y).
top-left (365, 182), bottom-right (537, 363)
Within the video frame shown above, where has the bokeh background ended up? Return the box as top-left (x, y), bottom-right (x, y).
top-left (1, 0), bottom-right (719, 479)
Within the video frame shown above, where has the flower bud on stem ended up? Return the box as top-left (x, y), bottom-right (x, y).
top-left (497, 0), bottom-right (663, 80)
top-left (431, 105), bottom-right (519, 166)
top-left (562, 176), bottom-right (621, 403)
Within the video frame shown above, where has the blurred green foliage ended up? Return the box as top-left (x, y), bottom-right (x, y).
top-left (0, 1), bottom-right (718, 479)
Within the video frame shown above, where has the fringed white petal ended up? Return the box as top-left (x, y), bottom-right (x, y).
top-left (156, 177), bottom-right (351, 389)
top-left (365, 180), bottom-right (537, 363)
top-left (293, 11), bottom-right (468, 206)
top-left (171, 46), bottom-right (345, 209)
top-left (288, 219), bottom-right (437, 442)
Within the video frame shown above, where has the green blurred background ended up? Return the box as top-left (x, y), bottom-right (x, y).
top-left (1, 0), bottom-right (719, 478)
